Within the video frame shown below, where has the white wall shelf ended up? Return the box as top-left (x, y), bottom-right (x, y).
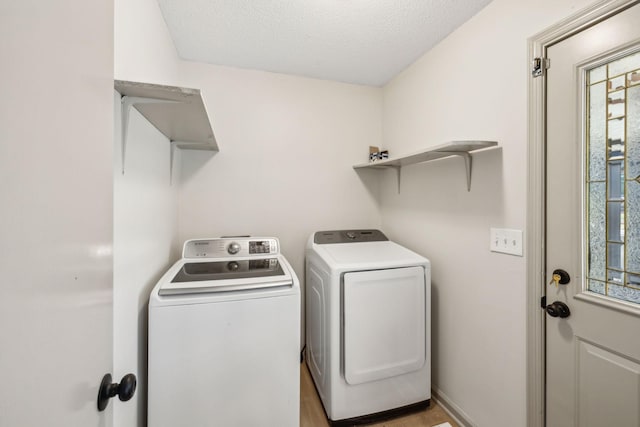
top-left (115, 80), bottom-right (218, 178)
top-left (353, 140), bottom-right (498, 192)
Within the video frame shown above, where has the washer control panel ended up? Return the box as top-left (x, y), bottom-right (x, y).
top-left (183, 237), bottom-right (279, 259)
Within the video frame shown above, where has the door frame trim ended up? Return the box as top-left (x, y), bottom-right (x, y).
top-left (527, 1), bottom-right (639, 426)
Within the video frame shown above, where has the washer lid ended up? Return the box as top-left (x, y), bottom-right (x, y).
top-left (159, 257), bottom-right (293, 296)
top-left (172, 258), bottom-right (284, 282)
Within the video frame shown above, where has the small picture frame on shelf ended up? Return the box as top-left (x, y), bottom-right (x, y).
top-left (369, 146), bottom-right (379, 162)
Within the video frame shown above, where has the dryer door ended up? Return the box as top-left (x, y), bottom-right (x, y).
top-left (343, 266), bottom-right (426, 385)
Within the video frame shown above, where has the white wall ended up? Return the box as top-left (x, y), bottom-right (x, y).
top-left (113, 1), bottom-right (183, 426)
top-left (114, 0), bottom-right (180, 84)
top-left (380, 0), bottom-right (592, 425)
top-left (113, 92), bottom-right (181, 427)
top-left (176, 62), bottom-right (383, 288)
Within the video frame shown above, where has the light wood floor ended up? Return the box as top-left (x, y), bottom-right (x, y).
top-left (300, 363), bottom-right (458, 427)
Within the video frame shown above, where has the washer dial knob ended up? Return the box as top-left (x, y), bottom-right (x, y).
top-left (227, 242), bottom-right (241, 255)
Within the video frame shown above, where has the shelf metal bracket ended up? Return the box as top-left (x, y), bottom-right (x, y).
top-left (379, 152), bottom-right (473, 193)
top-left (169, 141), bottom-right (178, 186)
top-left (438, 151), bottom-right (473, 191)
top-left (391, 166), bottom-right (401, 194)
top-left (120, 95), bottom-right (180, 175)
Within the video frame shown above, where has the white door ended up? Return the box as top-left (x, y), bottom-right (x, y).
top-left (0, 1), bottom-right (116, 426)
top-left (546, 3), bottom-right (640, 426)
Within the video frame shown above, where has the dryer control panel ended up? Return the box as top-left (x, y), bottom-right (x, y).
top-left (183, 237), bottom-right (279, 258)
top-left (314, 229), bottom-right (388, 244)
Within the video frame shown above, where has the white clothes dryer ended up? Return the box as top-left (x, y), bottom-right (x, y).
top-left (305, 229), bottom-right (430, 425)
top-left (148, 237), bottom-right (300, 427)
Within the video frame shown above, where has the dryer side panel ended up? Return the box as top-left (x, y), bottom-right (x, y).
top-left (306, 263), bottom-right (327, 388)
top-left (343, 266), bottom-right (426, 385)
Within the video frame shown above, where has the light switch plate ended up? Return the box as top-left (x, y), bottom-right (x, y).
top-left (490, 228), bottom-right (523, 256)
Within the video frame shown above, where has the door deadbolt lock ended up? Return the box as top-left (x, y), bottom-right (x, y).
top-left (549, 269), bottom-right (570, 287)
top-left (545, 301), bottom-right (571, 318)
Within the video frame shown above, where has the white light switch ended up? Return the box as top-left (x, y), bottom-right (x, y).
top-left (490, 228), bottom-right (523, 256)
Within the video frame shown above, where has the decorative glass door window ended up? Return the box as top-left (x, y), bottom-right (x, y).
top-left (586, 50), bottom-right (640, 304)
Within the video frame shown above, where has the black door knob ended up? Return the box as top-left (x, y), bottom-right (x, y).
top-left (546, 301), bottom-right (571, 318)
top-left (97, 373), bottom-right (137, 411)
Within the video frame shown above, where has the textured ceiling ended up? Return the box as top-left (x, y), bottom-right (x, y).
top-left (156, 0), bottom-right (492, 87)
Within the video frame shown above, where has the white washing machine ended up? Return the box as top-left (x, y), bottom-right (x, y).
top-left (305, 229), bottom-right (430, 425)
top-left (148, 237), bottom-right (300, 427)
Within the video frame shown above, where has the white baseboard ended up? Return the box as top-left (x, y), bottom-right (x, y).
top-left (431, 387), bottom-right (476, 427)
